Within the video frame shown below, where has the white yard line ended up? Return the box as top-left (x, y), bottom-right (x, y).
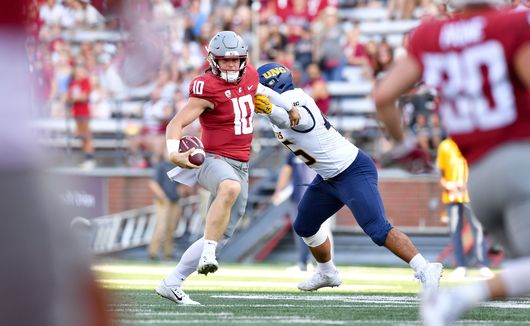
top-left (117, 320), bottom-right (530, 325)
top-left (212, 293), bottom-right (530, 309)
top-left (93, 265), bottom-right (414, 280)
top-left (98, 278), bottom-right (397, 291)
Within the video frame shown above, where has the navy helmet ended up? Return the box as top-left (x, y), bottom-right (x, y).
top-left (257, 63), bottom-right (294, 94)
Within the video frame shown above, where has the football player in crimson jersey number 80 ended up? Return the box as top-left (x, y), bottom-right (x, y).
top-left (156, 31), bottom-right (299, 305)
top-left (373, 1), bottom-right (530, 324)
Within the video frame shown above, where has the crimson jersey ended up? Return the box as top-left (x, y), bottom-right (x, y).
top-left (408, 9), bottom-right (530, 164)
top-left (0, 2), bottom-right (27, 27)
top-left (189, 64), bottom-right (259, 162)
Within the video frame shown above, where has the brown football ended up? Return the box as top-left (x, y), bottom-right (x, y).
top-left (179, 136), bottom-right (205, 166)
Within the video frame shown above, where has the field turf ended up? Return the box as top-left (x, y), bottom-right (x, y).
top-left (95, 261), bottom-right (530, 325)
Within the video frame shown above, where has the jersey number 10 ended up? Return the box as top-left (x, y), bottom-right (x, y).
top-left (231, 94), bottom-right (254, 135)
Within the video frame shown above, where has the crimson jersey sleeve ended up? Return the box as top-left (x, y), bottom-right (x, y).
top-left (188, 73), bottom-right (216, 103)
top-left (188, 65), bottom-right (259, 109)
top-left (406, 27), bottom-right (421, 66)
top-left (407, 23), bottom-right (435, 72)
top-left (0, 2), bottom-right (28, 27)
top-left (514, 11), bottom-right (530, 57)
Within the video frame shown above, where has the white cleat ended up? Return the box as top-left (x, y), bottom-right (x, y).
top-left (421, 288), bottom-right (465, 326)
top-left (197, 255), bottom-right (219, 275)
top-left (155, 281), bottom-right (200, 305)
top-left (416, 262), bottom-right (443, 292)
top-left (298, 271), bottom-right (342, 291)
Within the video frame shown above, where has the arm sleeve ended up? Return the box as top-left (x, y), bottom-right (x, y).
top-left (267, 104), bottom-right (314, 130)
top-left (189, 76), bottom-right (216, 105)
top-left (406, 26), bottom-right (425, 71)
top-left (267, 105), bottom-right (291, 129)
top-left (515, 11), bottom-right (530, 52)
top-left (257, 84), bottom-right (292, 111)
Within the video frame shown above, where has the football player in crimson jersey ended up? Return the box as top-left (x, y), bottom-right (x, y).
top-left (373, 0), bottom-right (530, 324)
top-left (255, 63), bottom-right (443, 293)
top-left (156, 31), bottom-right (300, 305)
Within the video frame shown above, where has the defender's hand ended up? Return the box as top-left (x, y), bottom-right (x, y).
top-left (254, 94), bottom-right (273, 115)
top-left (169, 149), bottom-right (200, 169)
top-left (288, 106), bottom-right (301, 127)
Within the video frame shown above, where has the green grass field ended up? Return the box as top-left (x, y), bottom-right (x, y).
top-left (95, 261), bottom-right (530, 325)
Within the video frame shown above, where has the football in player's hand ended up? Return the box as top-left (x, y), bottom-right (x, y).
top-left (179, 136), bottom-right (205, 166)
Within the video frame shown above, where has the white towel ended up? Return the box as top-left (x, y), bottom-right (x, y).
top-left (166, 166), bottom-right (199, 187)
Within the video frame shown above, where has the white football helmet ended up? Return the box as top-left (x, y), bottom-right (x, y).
top-left (207, 31), bottom-right (248, 83)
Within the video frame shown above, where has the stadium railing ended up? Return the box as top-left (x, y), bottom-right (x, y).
top-left (33, 117), bottom-right (141, 149)
top-left (90, 195), bottom-right (200, 254)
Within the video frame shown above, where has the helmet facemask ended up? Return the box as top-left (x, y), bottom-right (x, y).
top-left (207, 31), bottom-right (248, 83)
top-left (207, 53), bottom-right (247, 83)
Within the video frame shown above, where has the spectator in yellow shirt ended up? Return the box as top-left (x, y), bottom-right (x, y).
top-left (437, 138), bottom-right (492, 278)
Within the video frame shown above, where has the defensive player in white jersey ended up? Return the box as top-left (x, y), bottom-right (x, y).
top-left (255, 63), bottom-right (443, 292)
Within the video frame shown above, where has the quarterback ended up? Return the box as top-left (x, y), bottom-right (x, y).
top-left (255, 63), bottom-right (443, 293)
top-left (373, 1), bottom-right (530, 324)
top-left (156, 32), bottom-right (299, 305)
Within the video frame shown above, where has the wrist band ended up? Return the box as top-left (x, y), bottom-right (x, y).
top-left (166, 139), bottom-right (180, 156)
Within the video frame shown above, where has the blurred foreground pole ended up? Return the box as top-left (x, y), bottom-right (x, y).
top-left (0, 2), bottom-right (110, 326)
top-left (109, 0), bottom-right (164, 87)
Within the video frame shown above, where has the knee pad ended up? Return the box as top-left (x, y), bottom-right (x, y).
top-left (302, 225), bottom-right (328, 247)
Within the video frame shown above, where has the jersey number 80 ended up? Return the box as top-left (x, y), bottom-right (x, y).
top-left (423, 40), bottom-right (516, 134)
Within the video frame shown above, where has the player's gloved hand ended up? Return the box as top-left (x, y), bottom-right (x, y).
top-left (254, 94), bottom-right (273, 114)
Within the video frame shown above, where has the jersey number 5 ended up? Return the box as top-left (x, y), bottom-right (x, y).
top-left (281, 139), bottom-right (317, 166)
top-left (423, 40), bottom-right (516, 134)
top-left (231, 94), bottom-right (254, 135)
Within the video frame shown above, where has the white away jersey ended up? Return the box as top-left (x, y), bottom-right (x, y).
top-left (268, 88), bottom-right (359, 179)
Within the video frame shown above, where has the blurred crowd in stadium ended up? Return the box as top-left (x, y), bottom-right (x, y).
top-left (28, 0), bottom-right (455, 169)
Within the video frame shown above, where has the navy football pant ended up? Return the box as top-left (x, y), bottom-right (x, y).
top-left (294, 150), bottom-right (392, 246)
